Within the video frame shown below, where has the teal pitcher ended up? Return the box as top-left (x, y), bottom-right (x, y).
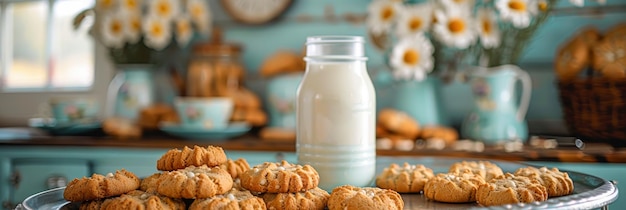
top-left (461, 65), bottom-right (531, 145)
top-left (106, 65), bottom-right (155, 120)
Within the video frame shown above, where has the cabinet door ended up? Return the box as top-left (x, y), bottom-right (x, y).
top-left (93, 157), bottom-right (160, 179)
top-left (11, 159), bottom-right (89, 205)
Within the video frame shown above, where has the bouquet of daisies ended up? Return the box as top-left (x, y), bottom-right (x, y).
top-left (74, 0), bottom-right (212, 64)
top-left (366, 0), bottom-right (603, 81)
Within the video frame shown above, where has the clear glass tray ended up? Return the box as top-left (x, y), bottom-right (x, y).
top-left (18, 157), bottom-right (618, 210)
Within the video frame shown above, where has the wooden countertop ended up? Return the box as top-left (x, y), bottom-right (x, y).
top-left (2, 134), bottom-right (625, 163)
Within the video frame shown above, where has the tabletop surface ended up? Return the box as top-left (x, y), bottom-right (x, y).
top-left (2, 133), bottom-right (625, 163)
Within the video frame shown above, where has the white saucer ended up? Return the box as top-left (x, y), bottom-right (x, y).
top-left (159, 122), bottom-right (251, 140)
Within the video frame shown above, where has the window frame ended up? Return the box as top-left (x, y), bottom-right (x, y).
top-left (0, 0), bottom-right (112, 127)
top-left (0, 0), bottom-right (95, 93)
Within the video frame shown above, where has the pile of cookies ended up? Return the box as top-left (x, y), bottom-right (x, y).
top-left (62, 145), bottom-right (405, 210)
top-left (555, 23), bottom-right (626, 81)
top-left (376, 109), bottom-right (459, 151)
top-left (375, 160), bottom-right (574, 206)
top-left (63, 145), bottom-right (260, 209)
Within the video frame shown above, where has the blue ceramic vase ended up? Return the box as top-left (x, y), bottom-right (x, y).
top-left (461, 64), bottom-right (532, 145)
top-left (389, 77), bottom-right (448, 126)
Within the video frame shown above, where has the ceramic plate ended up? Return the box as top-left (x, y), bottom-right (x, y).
top-left (159, 123), bottom-right (251, 140)
top-left (28, 118), bottom-right (101, 136)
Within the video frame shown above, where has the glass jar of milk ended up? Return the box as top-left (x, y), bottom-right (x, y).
top-left (296, 36), bottom-right (376, 191)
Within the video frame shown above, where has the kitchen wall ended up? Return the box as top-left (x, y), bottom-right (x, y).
top-left (1, 0), bottom-right (625, 136)
top-left (216, 0), bottom-right (626, 135)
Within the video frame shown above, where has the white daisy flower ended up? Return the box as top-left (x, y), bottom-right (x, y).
top-left (366, 0), bottom-right (402, 35)
top-left (389, 34), bottom-right (434, 81)
top-left (187, 0), bottom-right (211, 35)
top-left (432, 8), bottom-right (477, 49)
top-left (395, 2), bottom-right (432, 38)
top-left (96, 0), bottom-right (117, 13)
top-left (100, 13), bottom-right (126, 48)
top-left (496, 0), bottom-right (537, 28)
top-left (175, 16), bottom-right (193, 47)
top-left (475, 8), bottom-right (501, 49)
top-left (439, 0), bottom-right (475, 12)
top-left (149, 0), bottom-right (180, 21)
top-left (142, 15), bottom-right (172, 50)
top-left (120, 0), bottom-right (141, 12)
top-left (124, 10), bottom-right (142, 44)
top-left (537, 0), bottom-right (549, 12)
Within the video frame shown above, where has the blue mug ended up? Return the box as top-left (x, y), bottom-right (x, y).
top-left (49, 98), bottom-right (98, 124)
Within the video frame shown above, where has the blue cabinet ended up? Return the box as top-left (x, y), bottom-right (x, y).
top-left (11, 160), bottom-right (89, 205)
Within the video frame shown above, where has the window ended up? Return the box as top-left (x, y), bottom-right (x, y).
top-left (0, 0), bottom-right (95, 91)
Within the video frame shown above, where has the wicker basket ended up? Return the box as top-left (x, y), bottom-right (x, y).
top-left (558, 77), bottom-right (626, 145)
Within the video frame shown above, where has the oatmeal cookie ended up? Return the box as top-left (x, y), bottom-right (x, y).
top-left (138, 103), bottom-right (179, 130)
top-left (64, 169), bottom-right (140, 202)
top-left (476, 173), bottom-right (548, 206)
top-left (102, 117), bottom-right (142, 140)
top-left (240, 160), bottom-right (319, 193)
top-left (189, 187), bottom-right (266, 210)
top-left (514, 166), bottom-right (574, 197)
top-left (156, 145), bottom-right (227, 171)
top-left (376, 162), bottom-right (434, 193)
top-left (327, 185), bottom-right (404, 210)
top-left (592, 38), bottom-right (626, 80)
top-left (448, 160), bottom-right (503, 181)
top-left (220, 158), bottom-right (250, 179)
top-left (378, 109), bottom-right (421, 139)
top-left (139, 173), bottom-right (161, 193)
top-left (156, 165), bottom-right (233, 199)
top-left (262, 187), bottom-right (330, 210)
top-left (423, 172), bottom-right (486, 203)
top-left (96, 190), bottom-right (186, 210)
top-left (605, 23), bottom-right (626, 41)
top-left (555, 37), bottom-right (591, 81)
top-left (420, 126), bottom-right (458, 146)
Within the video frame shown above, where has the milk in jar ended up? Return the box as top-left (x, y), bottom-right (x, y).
top-left (296, 36), bottom-right (376, 191)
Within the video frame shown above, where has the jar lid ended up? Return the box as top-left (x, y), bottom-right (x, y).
top-left (305, 36), bottom-right (366, 60)
top-left (192, 28), bottom-right (242, 56)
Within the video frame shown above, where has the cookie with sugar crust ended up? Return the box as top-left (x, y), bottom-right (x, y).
top-left (156, 165), bottom-right (233, 199)
top-left (240, 160), bottom-right (319, 193)
top-left (156, 145), bottom-right (227, 171)
top-left (63, 169), bottom-right (140, 202)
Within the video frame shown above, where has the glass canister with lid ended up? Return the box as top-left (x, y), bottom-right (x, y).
top-left (186, 33), bottom-right (245, 97)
